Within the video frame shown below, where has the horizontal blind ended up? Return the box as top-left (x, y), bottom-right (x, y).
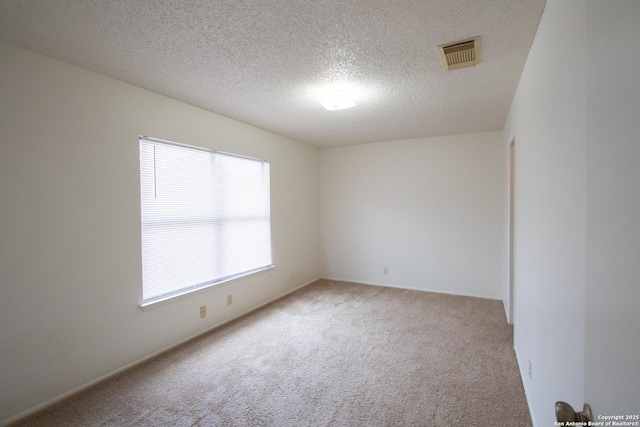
top-left (139, 137), bottom-right (271, 303)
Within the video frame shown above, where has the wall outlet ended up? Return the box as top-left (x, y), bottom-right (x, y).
top-left (200, 305), bottom-right (206, 318)
top-left (383, 267), bottom-right (389, 275)
top-left (528, 358), bottom-right (532, 379)
top-left (227, 294), bottom-right (233, 306)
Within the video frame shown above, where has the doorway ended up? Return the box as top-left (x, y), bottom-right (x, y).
top-left (508, 138), bottom-right (516, 324)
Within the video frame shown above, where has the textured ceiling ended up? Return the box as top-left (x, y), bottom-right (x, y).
top-left (0, 0), bottom-right (546, 148)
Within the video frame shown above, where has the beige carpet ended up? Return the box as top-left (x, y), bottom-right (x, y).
top-left (14, 279), bottom-right (532, 426)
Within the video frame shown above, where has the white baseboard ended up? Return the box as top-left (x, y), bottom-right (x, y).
top-left (514, 346), bottom-right (537, 427)
top-left (1, 277), bottom-right (320, 427)
top-left (321, 276), bottom-right (502, 301)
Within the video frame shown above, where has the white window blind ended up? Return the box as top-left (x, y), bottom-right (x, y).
top-left (139, 136), bottom-right (272, 304)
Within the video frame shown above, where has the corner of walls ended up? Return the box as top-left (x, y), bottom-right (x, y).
top-left (0, 40), bottom-right (321, 424)
top-left (319, 131), bottom-right (505, 300)
top-left (584, 0), bottom-right (640, 417)
top-left (506, 0), bottom-right (587, 425)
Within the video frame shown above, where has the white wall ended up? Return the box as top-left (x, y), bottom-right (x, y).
top-left (0, 41), bottom-right (321, 424)
top-left (584, 0), bottom-right (640, 417)
top-left (320, 131), bottom-right (505, 299)
top-left (503, 1), bottom-right (587, 425)
top-left (505, 0), bottom-right (640, 425)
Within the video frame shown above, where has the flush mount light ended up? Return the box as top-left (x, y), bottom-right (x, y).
top-left (318, 87), bottom-right (356, 111)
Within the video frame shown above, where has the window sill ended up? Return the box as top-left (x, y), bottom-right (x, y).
top-left (139, 265), bottom-right (274, 312)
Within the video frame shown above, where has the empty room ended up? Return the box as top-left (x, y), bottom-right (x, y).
top-left (1, 1), bottom-right (638, 426)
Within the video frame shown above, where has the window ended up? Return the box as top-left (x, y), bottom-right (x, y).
top-left (139, 136), bottom-right (272, 306)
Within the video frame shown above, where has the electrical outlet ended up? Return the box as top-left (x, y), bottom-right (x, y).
top-left (528, 359), bottom-right (532, 379)
top-left (383, 267), bottom-right (389, 275)
top-left (227, 294), bottom-right (233, 306)
top-left (200, 305), bottom-right (206, 318)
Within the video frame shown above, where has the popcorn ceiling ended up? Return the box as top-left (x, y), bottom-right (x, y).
top-left (0, 0), bottom-right (545, 147)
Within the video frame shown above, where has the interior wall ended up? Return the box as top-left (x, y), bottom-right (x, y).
top-left (503, 0), bottom-right (587, 425)
top-left (319, 131), bottom-right (505, 299)
top-left (584, 0), bottom-right (640, 416)
top-left (506, 1), bottom-right (640, 424)
top-left (0, 41), bottom-right (321, 424)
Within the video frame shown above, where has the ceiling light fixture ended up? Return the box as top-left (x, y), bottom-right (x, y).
top-left (318, 87), bottom-right (356, 111)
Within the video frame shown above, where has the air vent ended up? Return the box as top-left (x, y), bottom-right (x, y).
top-left (438, 36), bottom-right (480, 71)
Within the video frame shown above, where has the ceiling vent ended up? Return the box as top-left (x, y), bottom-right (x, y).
top-left (438, 36), bottom-right (480, 71)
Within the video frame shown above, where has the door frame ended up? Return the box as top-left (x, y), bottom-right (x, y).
top-left (508, 136), bottom-right (516, 325)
